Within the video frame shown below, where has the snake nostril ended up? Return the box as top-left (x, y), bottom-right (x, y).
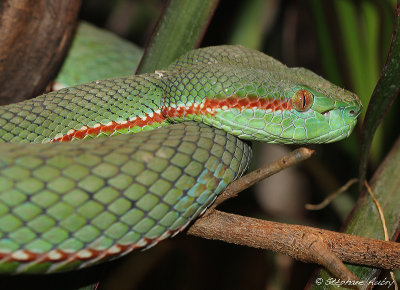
top-left (347, 106), bottom-right (361, 117)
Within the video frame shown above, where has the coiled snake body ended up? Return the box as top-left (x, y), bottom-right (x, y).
top-left (0, 45), bottom-right (361, 274)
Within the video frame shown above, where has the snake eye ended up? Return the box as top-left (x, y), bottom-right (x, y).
top-left (291, 89), bottom-right (313, 112)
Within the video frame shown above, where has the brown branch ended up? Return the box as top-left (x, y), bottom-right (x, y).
top-left (0, 0), bottom-right (82, 104)
top-left (188, 210), bottom-right (400, 275)
top-left (186, 147), bottom-right (400, 281)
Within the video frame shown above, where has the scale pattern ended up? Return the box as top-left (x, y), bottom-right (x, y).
top-left (0, 123), bottom-right (251, 273)
top-left (0, 74), bottom-right (166, 143)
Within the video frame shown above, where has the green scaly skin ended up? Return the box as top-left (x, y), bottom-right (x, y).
top-left (56, 22), bottom-right (142, 87)
top-left (0, 45), bottom-right (361, 274)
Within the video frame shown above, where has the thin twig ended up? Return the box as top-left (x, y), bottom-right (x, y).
top-left (210, 147), bottom-right (315, 210)
top-left (365, 181), bottom-right (399, 290)
top-left (305, 178), bottom-right (359, 210)
top-left (364, 181), bottom-right (389, 240)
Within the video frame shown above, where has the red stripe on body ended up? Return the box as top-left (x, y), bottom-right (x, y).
top-left (51, 112), bottom-right (166, 142)
top-left (162, 95), bottom-right (293, 118)
top-left (52, 96), bottom-right (291, 142)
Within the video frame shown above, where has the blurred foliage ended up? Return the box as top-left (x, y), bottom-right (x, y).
top-left (47, 0), bottom-right (400, 289)
top-left (309, 1), bottom-right (400, 288)
top-left (135, 0), bottom-right (219, 73)
top-left (56, 22), bottom-right (142, 87)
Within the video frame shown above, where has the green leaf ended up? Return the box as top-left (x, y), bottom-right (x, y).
top-left (229, 0), bottom-right (277, 50)
top-left (136, 0), bottom-right (219, 74)
top-left (307, 1), bottom-right (400, 288)
top-left (308, 0), bottom-right (343, 87)
top-left (359, 0), bottom-right (400, 188)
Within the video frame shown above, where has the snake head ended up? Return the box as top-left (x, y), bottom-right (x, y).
top-left (209, 73), bottom-right (361, 144)
top-left (278, 67), bottom-right (362, 144)
top-left (183, 68), bottom-right (363, 144)
top-left (282, 84), bottom-right (362, 143)
top-left (163, 51), bottom-right (362, 144)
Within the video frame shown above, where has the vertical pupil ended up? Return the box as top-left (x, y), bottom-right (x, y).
top-left (302, 92), bottom-right (306, 108)
top-left (293, 90), bottom-right (312, 112)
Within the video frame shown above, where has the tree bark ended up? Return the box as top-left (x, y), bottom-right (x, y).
top-left (0, 0), bottom-right (82, 104)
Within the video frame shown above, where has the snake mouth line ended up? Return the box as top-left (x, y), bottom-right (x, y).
top-left (306, 124), bottom-right (352, 143)
top-left (241, 122), bottom-right (352, 144)
top-left (320, 109), bottom-right (332, 118)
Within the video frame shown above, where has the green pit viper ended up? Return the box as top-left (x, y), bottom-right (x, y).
top-left (0, 33), bottom-right (362, 274)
